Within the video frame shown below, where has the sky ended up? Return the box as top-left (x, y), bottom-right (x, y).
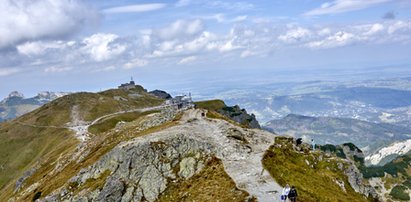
top-left (1, 0), bottom-right (411, 98)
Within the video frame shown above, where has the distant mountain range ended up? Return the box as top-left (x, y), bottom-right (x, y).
top-left (0, 86), bottom-right (388, 201)
top-left (0, 91), bottom-right (69, 122)
top-left (264, 114), bottom-right (411, 156)
top-left (365, 139), bottom-right (411, 166)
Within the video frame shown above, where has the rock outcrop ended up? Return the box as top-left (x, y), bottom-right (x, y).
top-left (217, 105), bottom-right (261, 129)
top-left (149, 90), bottom-right (172, 100)
top-left (343, 164), bottom-right (379, 200)
top-left (64, 136), bottom-right (212, 202)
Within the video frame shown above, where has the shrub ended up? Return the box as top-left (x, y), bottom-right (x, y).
top-left (389, 185), bottom-right (410, 201)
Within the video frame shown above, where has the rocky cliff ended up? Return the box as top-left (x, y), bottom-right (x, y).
top-left (194, 100), bottom-right (261, 129)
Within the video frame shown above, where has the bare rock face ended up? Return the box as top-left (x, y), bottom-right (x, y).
top-left (344, 164), bottom-right (379, 200)
top-left (41, 135), bottom-right (214, 202)
top-left (217, 105), bottom-right (261, 129)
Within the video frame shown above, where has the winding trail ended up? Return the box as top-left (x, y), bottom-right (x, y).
top-left (16, 104), bottom-right (174, 142)
top-left (67, 105), bottom-right (175, 141)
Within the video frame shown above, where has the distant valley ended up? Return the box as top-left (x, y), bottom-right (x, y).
top-left (264, 114), bottom-right (411, 163)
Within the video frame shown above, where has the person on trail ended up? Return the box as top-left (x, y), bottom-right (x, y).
top-left (281, 184), bottom-right (290, 201)
top-left (311, 139), bottom-right (316, 151)
top-left (296, 138), bottom-right (303, 147)
top-left (288, 186), bottom-right (298, 202)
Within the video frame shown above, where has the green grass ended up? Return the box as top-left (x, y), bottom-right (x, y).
top-left (389, 185), bottom-right (410, 201)
top-left (16, 88), bottom-right (163, 126)
top-left (262, 137), bottom-right (368, 202)
top-left (88, 110), bottom-right (159, 134)
top-left (194, 100), bottom-right (226, 111)
top-left (319, 144), bottom-right (346, 158)
top-left (0, 88), bottom-right (165, 200)
top-left (0, 125), bottom-right (77, 200)
top-left (157, 157), bottom-right (249, 202)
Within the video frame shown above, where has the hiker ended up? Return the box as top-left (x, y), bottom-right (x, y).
top-left (311, 139), bottom-right (316, 151)
top-left (281, 184), bottom-right (290, 201)
top-left (288, 186), bottom-right (298, 202)
top-left (296, 138), bottom-right (302, 146)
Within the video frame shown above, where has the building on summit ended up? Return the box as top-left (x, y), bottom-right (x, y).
top-left (118, 77), bottom-right (136, 90)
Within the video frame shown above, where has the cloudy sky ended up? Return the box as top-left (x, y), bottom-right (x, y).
top-left (1, 0), bottom-right (411, 98)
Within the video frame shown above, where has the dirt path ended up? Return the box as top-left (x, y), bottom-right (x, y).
top-left (15, 105), bottom-right (173, 142)
top-left (126, 109), bottom-right (283, 201)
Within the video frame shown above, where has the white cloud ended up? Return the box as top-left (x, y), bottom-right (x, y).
top-left (201, 14), bottom-right (247, 24)
top-left (123, 58), bottom-right (148, 69)
top-left (17, 41), bottom-right (68, 56)
top-left (364, 23), bottom-right (384, 35)
top-left (155, 19), bottom-right (205, 40)
top-left (240, 50), bottom-right (257, 58)
top-left (0, 68), bottom-right (19, 76)
top-left (82, 33), bottom-right (126, 62)
top-left (0, 0), bottom-right (98, 49)
top-left (103, 3), bottom-right (166, 14)
top-left (219, 40), bottom-right (241, 52)
top-left (176, 0), bottom-right (191, 7)
top-left (318, 28), bottom-right (332, 36)
top-left (307, 31), bottom-right (356, 49)
top-left (278, 27), bottom-right (312, 43)
top-left (232, 15), bottom-right (248, 23)
top-left (44, 66), bottom-right (72, 73)
top-left (3, 17), bottom-right (411, 76)
top-left (178, 56), bottom-right (197, 64)
top-left (388, 21), bottom-right (411, 34)
top-left (305, 0), bottom-right (392, 16)
top-left (208, 1), bottom-right (254, 11)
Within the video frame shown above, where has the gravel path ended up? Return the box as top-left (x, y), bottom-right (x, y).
top-left (125, 109), bottom-right (283, 201)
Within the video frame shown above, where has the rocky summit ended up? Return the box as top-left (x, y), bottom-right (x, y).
top-left (0, 87), bottom-right (408, 202)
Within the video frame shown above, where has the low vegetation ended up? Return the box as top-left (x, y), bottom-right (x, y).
top-left (0, 124), bottom-right (77, 198)
top-left (194, 99), bottom-right (226, 111)
top-left (389, 185), bottom-right (410, 201)
top-left (262, 137), bottom-right (368, 202)
top-left (157, 157), bottom-right (249, 202)
top-left (0, 88), bottom-right (165, 200)
top-left (88, 110), bottom-right (159, 134)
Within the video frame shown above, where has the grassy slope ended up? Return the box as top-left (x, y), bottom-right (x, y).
top-left (194, 99), bottom-right (227, 111)
top-left (262, 137), bottom-right (368, 202)
top-left (157, 157), bottom-right (249, 202)
top-left (88, 110), bottom-right (160, 134)
top-left (17, 87), bottom-right (163, 126)
top-left (0, 123), bottom-right (78, 198)
top-left (0, 88), bottom-right (164, 200)
top-left (17, 112), bottom-right (182, 201)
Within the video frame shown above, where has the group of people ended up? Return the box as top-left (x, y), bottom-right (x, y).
top-left (281, 184), bottom-right (298, 202)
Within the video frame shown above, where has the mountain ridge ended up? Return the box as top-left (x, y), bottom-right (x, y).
top-left (0, 91), bottom-right (70, 122)
top-left (0, 86), bottom-right (409, 201)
